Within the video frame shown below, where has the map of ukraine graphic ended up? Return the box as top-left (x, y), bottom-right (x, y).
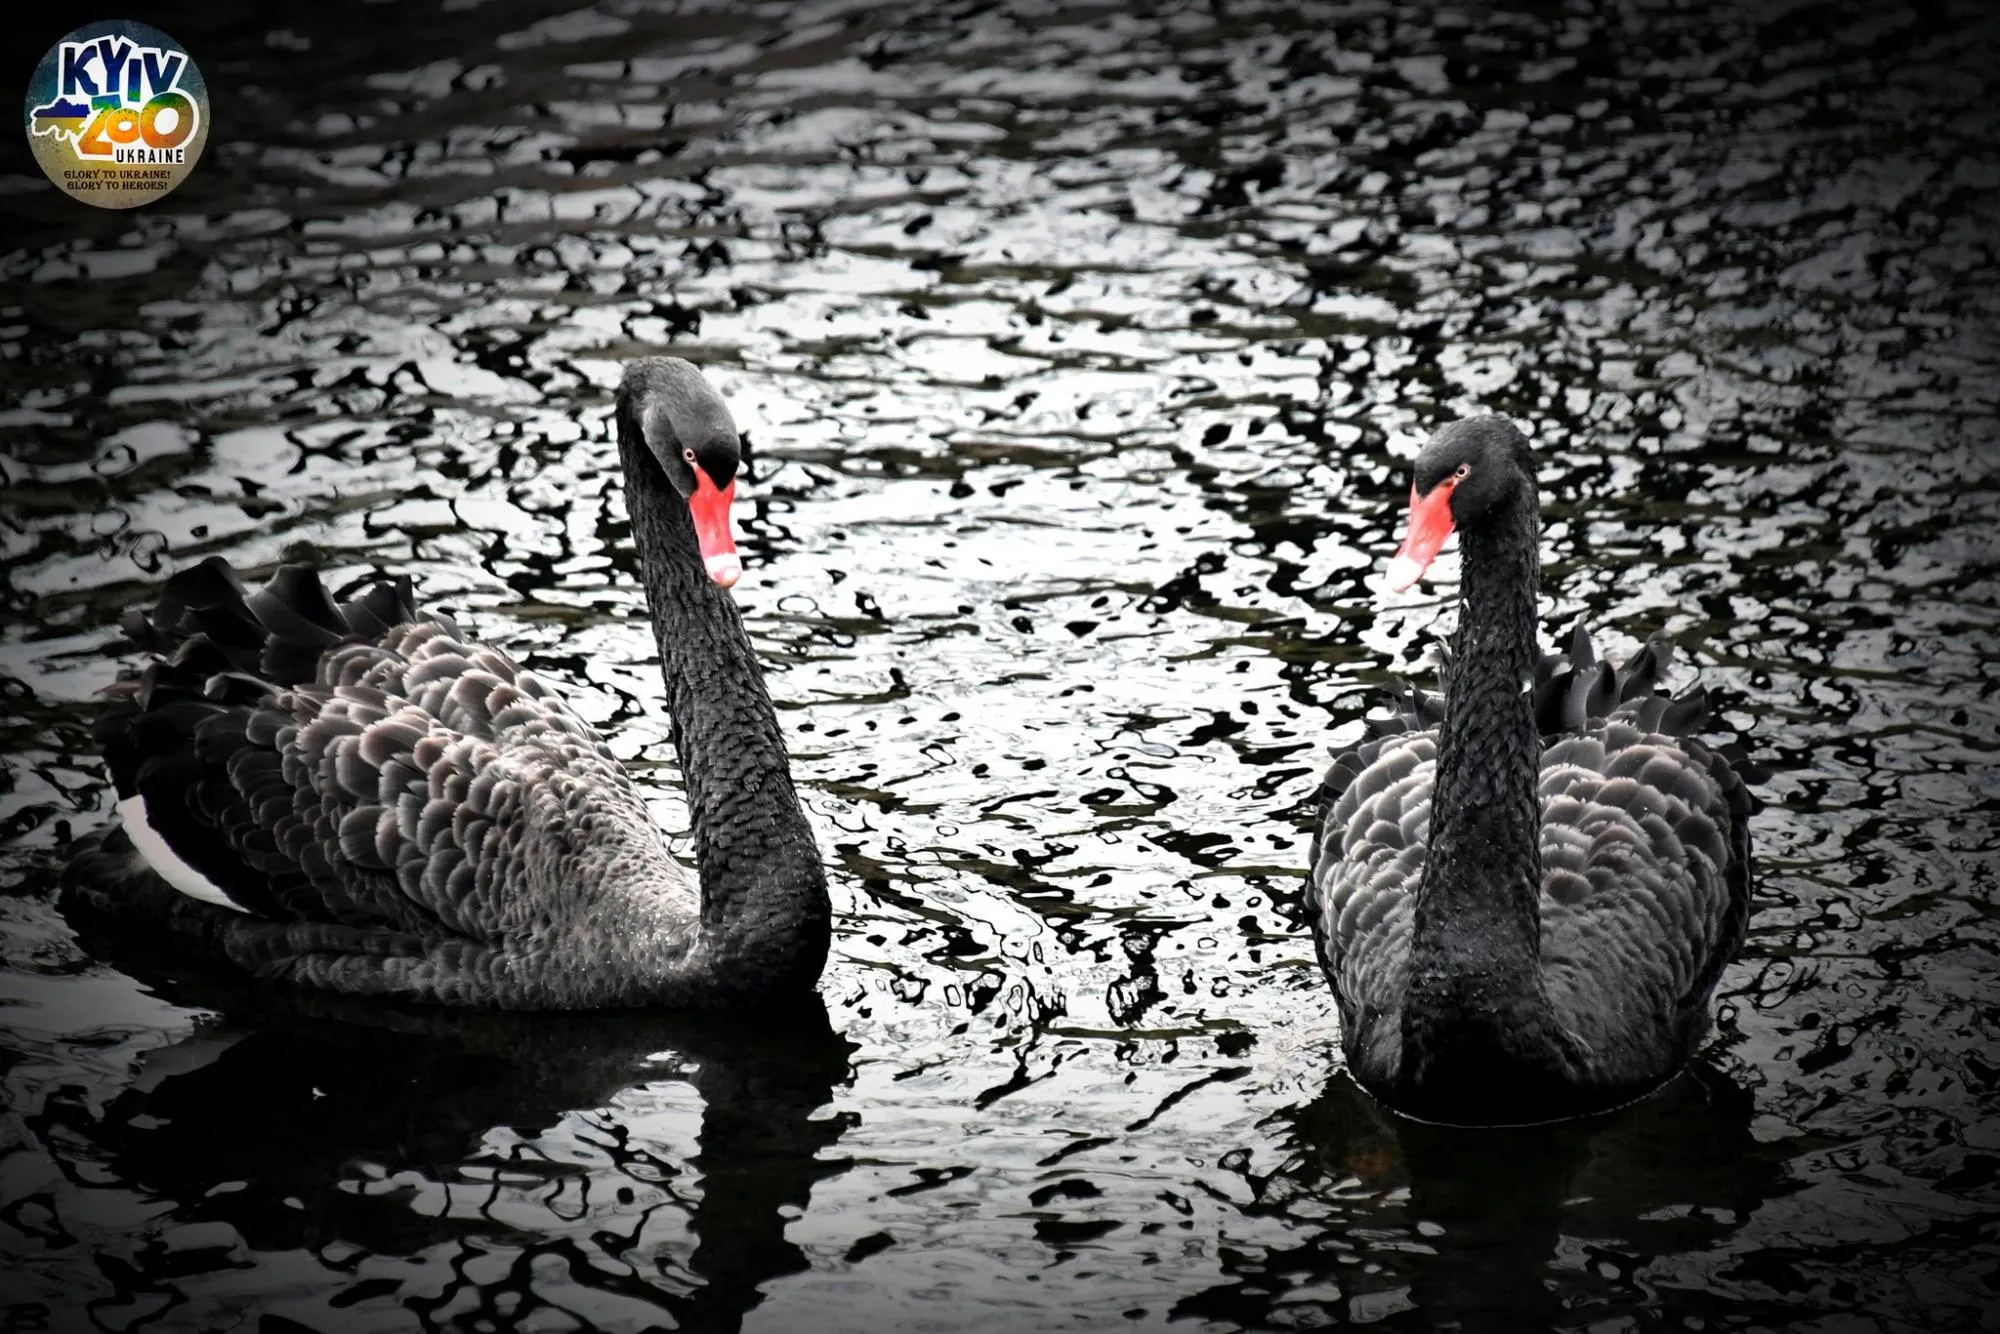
top-left (30, 97), bottom-right (90, 143)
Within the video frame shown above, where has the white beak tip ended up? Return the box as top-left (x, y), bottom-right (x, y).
top-left (1384, 555), bottom-right (1426, 593)
top-left (706, 554), bottom-right (743, 588)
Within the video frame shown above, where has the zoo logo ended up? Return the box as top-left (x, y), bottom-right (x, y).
top-left (24, 19), bottom-right (208, 210)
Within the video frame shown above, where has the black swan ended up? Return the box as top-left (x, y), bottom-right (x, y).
top-left (62, 357), bottom-right (830, 1009)
top-left (1306, 417), bottom-right (1753, 1125)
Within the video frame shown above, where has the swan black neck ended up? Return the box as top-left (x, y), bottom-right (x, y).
top-left (617, 397), bottom-right (829, 999)
top-left (1401, 470), bottom-right (1581, 1105)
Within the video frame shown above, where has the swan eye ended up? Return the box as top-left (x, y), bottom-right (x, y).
top-left (682, 448), bottom-right (697, 464)
top-left (1453, 463), bottom-right (1471, 480)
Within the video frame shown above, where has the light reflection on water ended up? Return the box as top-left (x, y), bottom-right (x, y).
top-left (2, 1), bottom-right (1997, 1330)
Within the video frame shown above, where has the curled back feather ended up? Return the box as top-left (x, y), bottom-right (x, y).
top-left (1312, 622), bottom-right (1763, 869)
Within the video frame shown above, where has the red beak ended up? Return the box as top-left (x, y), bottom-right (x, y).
top-left (1385, 479), bottom-right (1457, 592)
top-left (687, 470), bottom-right (741, 587)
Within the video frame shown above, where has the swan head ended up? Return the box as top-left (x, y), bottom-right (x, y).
top-left (1385, 416), bottom-right (1533, 591)
top-left (620, 358), bottom-right (745, 587)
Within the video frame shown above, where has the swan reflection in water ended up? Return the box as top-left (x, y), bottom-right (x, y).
top-left (1178, 1063), bottom-right (1799, 1332)
top-left (18, 936), bottom-right (856, 1332)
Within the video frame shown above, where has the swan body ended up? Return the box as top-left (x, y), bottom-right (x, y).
top-left (1306, 418), bottom-right (1753, 1125)
top-left (63, 358), bottom-right (829, 1010)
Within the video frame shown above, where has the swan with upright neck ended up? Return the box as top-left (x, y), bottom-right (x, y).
top-left (1307, 418), bottom-right (1754, 1125)
top-left (63, 357), bottom-right (830, 1009)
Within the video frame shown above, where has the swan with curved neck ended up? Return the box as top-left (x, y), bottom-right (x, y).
top-left (1308, 418), bottom-right (1753, 1125)
top-left (64, 357), bottom-right (830, 1010)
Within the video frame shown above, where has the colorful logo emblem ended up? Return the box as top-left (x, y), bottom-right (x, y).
top-left (24, 20), bottom-right (208, 209)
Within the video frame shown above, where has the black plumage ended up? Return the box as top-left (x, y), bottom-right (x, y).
top-left (1305, 418), bottom-right (1755, 1125)
top-left (64, 357), bottom-right (830, 1010)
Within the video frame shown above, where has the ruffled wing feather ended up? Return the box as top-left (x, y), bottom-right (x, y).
top-left (82, 558), bottom-right (679, 959)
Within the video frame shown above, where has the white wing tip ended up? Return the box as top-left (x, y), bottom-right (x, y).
top-left (117, 795), bottom-right (251, 913)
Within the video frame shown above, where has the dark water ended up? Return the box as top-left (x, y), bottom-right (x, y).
top-left (3, 1), bottom-right (1998, 1329)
